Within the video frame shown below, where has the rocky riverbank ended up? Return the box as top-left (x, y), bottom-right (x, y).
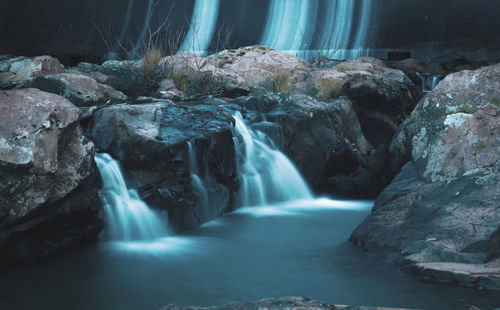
top-left (1, 46), bottom-right (499, 292)
top-left (163, 296), bottom-right (421, 310)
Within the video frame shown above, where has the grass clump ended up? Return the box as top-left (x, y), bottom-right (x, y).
top-left (336, 64), bottom-right (356, 72)
top-left (274, 71), bottom-right (292, 93)
top-left (141, 47), bottom-right (163, 91)
top-left (317, 78), bottom-right (344, 100)
top-left (168, 71), bottom-right (190, 93)
top-left (141, 47), bottom-right (162, 77)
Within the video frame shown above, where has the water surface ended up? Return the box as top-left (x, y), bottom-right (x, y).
top-left (1, 199), bottom-right (499, 310)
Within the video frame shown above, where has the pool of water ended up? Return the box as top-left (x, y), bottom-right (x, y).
top-left (1, 199), bottom-right (499, 310)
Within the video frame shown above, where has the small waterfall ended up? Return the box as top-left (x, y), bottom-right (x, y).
top-left (187, 141), bottom-right (209, 209)
top-left (232, 112), bottom-right (312, 207)
top-left (416, 72), bottom-right (440, 93)
top-left (95, 153), bottom-right (166, 241)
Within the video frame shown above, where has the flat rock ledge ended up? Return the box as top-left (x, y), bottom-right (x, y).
top-left (163, 297), bottom-right (420, 310)
top-left (402, 260), bottom-right (500, 291)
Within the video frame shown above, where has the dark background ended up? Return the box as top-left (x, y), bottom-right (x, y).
top-left (0, 0), bottom-right (499, 63)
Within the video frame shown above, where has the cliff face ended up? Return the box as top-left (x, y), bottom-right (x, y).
top-left (0, 0), bottom-right (499, 63)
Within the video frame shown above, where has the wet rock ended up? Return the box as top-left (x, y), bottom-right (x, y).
top-left (163, 296), bottom-right (420, 310)
top-left (88, 100), bottom-right (240, 232)
top-left (350, 63), bottom-right (500, 289)
top-left (0, 88), bottom-right (102, 263)
top-left (240, 92), bottom-right (387, 198)
top-left (31, 73), bottom-right (127, 107)
top-left (271, 94), bottom-right (372, 187)
top-left (0, 55), bottom-right (64, 89)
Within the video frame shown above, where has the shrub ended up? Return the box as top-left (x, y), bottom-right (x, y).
top-left (274, 71), bottom-right (291, 93)
top-left (317, 78), bottom-right (344, 100)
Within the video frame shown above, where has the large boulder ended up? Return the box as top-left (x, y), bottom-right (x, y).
top-left (88, 100), bottom-right (240, 232)
top-left (159, 52), bottom-right (250, 97)
top-left (30, 73), bottom-right (127, 107)
top-left (207, 46), bottom-right (310, 91)
top-left (234, 91), bottom-right (388, 198)
top-left (0, 55), bottom-right (65, 89)
top-left (310, 57), bottom-right (420, 147)
top-left (0, 88), bottom-right (102, 263)
top-left (349, 64), bottom-right (500, 290)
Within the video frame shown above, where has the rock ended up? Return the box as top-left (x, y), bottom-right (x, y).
top-left (73, 60), bottom-right (147, 97)
top-left (387, 58), bottom-right (436, 88)
top-left (310, 57), bottom-right (420, 147)
top-left (30, 73), bottom-right (127, 107)
top-left (0, 88), bottom-right (102, 263)
top-left (160, 52), bottom-right (251, 97)
top-left (207, 46), bottom-right (310, 91)
top-left (265, 94), bottom-right (372, 193)
top-left (402, 261), bottom-right (500, 291)
top-left (486, 227), bottom-right (500, 263)
top-left (152, 78), bottom-right (186, 101)
top-left (163, 296), bottom-right (420, 310)
top-left (0, 55), bottom-right (64, 89)
top-left (88, 100), bottom-right (240, 232)
top-left (234, 91), bottom-right (387, 198)
top-left (350, 63), bottom-right (500, 289)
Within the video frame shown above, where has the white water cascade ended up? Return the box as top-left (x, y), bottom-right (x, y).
top-left (232, 113), bottom-right (312, 207)
top-left (260, 0), bottom-right (375, 58)
top-left (95, 153), bottom-right (167, 241)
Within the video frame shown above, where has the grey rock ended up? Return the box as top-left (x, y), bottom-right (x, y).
top-left (31, 73), bottom-right (127, 107)
top-left (0, 88), bottom-right (102, 263)
top-left (0, 55), bottom-right (64, 89)
top-left (350, 63), bottom-right (500, 290)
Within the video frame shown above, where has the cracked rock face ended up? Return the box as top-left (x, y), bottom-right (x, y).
top-left (349, 63), bottom-right (500, 290)
top-left (0, 88), bottom-right (102, 262)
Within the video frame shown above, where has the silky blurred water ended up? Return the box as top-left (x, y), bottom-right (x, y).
top-left (1, 199), bottom-right (499, 310)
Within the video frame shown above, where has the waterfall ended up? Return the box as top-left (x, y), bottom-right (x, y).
top-left (95, 153), bottom-right (167, 241)
top-left (260, 0), bottom-right (375, 58)
top-left (179, 0), bottom-right (221, 55)
top-left (416, 72), bottom-right (440, 93)
top-left (187, 141), bottom-right (209, 210)
top-left (232, 112), bottom-right (312, 207)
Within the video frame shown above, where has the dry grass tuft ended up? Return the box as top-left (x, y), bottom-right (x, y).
top-left (141, 47), bottom-right (163, 91)
top-left (336, 64), bottom-right (356, 72)
top-left (274, 71), bottom-right (292, 93)
top-left (317, 78), bottom-right (344, 100)
top-left (141, 47), bottom-right (163, 76)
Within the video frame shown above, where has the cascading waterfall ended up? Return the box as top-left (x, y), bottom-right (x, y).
top-left (232, 112), bottom-right (312, 207)
top-left (95, 153), bottom-right (167, 241)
